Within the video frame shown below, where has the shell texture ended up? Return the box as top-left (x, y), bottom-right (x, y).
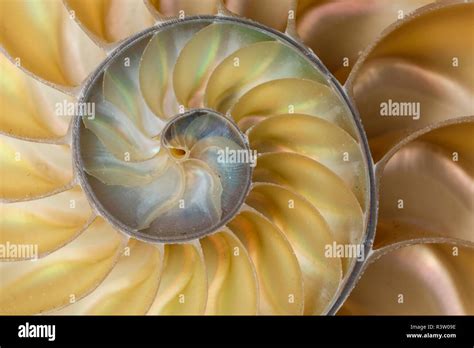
top-left (0, 0), bottom-right (472, 316)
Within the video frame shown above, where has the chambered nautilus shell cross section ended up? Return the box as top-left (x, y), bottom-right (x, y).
top-left (0, 0), bottom-right (472, 316)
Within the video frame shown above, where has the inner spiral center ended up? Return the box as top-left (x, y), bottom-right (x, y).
top-left (170, 148), bottom-right (187, 159)
top-left (77, 104), bottom-right (253, 243)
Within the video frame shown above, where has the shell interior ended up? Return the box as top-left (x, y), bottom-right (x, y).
top-left (74, 17), bottom-right (370, 252)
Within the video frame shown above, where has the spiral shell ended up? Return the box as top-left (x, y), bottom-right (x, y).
top-left (0, 0), bottom-right (472, 316)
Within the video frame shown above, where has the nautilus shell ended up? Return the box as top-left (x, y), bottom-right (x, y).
top-left (0, 0), bottom-right (472, 316)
